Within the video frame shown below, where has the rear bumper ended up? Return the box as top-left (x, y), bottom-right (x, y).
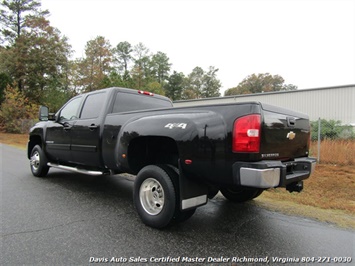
top-left (232, 157), bottom-right (316, 189)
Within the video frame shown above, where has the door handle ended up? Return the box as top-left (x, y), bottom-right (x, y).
top-left (89, 124), bottom-right (98, 130)
top-left (63, 123), bottom-right (72, 131)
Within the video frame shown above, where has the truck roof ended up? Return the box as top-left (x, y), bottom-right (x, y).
top-left (81, 87), bottom-right (172, 104)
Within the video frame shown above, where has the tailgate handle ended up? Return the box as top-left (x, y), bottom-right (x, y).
top-left (287, 117), bottom-right (296, 127)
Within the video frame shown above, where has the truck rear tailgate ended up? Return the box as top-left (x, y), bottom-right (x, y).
top-left (260, 103), bottom-right (311, 161)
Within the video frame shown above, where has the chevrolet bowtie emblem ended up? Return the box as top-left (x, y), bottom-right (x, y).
top-left (287, 131), bottom-right (296, 140)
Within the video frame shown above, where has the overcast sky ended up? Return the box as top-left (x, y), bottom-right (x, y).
top-left (41, 0), bottom-right (355, 94)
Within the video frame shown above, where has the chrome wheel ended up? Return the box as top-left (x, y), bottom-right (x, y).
top-left (134, 165), bottom-right (177, 228)
top-left (30, 151), bottom-right (40, 171)
top-left (29, 145), bottom-right (49, 177)
top-left (139, 178), bottom-right (165, 215)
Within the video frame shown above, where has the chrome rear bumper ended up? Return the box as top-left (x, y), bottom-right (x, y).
top-left (233, 157), bottom-right (316, 189)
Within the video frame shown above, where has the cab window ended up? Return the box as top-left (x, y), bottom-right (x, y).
top-left (59, 97), bottom-right (82, 121)
top-left (80, 92), bottom-right (106, 119)
top-left (111, 92), bottom-right (172, 113)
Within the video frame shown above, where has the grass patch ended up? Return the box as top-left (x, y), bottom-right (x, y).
top-left (310, 139), bottom-right (355, 165)
top-left (260, 164), bottom-right (355, 229)
top-left (253, 197), bottom-right (355, 229)
top-left (263, 164), bottom-right (355, 214)
top-left (0, 132), bottom-right (28, 149)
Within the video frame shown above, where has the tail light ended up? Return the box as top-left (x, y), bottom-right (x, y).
top-left (233, 114), bottom-right (261, 153)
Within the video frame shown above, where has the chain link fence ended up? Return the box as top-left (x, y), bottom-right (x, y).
top-left (310, 119), bottom-right (355, 165)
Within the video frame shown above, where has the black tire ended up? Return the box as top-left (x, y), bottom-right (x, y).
top-left (173, 208), bottom-right (196, 223)
top-left (30, 145), bottom-right (49, 177)
top-left (134, 165), bottom-right (177, 229)
top-left (253, 189), bottom-right (264, 199)
top-left (220, 187), bottom-right (263, 203)
top-left (207, 187), bottom-right (219, 199)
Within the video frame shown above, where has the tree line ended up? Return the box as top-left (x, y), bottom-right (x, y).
top-left (224, 73), bottom-right (297, 96)
top-left (0, 0), bottom-right (222, 113)
top-left (0, 0), bottom-right (297, 133)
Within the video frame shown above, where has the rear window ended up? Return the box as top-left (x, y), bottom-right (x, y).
top-left (111, 92), bottom-right (172, 113)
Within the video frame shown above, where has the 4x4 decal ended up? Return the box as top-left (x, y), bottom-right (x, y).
top-left (164, 123), bottom-right (187, 129)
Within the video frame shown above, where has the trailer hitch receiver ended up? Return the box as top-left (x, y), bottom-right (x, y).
top-left (286, 181), bottom-right (303, 193)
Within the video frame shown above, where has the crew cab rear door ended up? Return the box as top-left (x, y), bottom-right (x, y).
top-left (70, 91), bottom-right (107, 167)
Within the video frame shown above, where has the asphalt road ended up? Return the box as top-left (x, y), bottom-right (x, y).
top-left (1, 144), bottom-right (354, 266)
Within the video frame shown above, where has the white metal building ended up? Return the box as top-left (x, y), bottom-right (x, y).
top-left (173, 84), bottom-right (355, 125)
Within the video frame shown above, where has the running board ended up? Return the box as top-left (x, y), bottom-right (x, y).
top-left (47, 163), bottom-right (105, 176)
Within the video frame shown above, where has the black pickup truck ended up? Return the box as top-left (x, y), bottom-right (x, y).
top-left (28, 87), bottom-right (316, 228)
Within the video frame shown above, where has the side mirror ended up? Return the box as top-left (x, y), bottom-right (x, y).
top-left (39, 106), bottom-right (49, 121)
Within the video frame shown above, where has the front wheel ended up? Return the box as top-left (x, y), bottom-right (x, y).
top-left (30, 145), bottom-right (49, 177)
top-left (220, 187), bottom-right (263, 203)
top-left (134, 165), bottom-right (177, 229)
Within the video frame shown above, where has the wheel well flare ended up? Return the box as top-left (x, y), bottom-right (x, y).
top-left (28, 135), bottom-right (42, 159)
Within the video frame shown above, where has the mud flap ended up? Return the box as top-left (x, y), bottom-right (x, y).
top-left (178, 163), bottom-right (208, 211)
